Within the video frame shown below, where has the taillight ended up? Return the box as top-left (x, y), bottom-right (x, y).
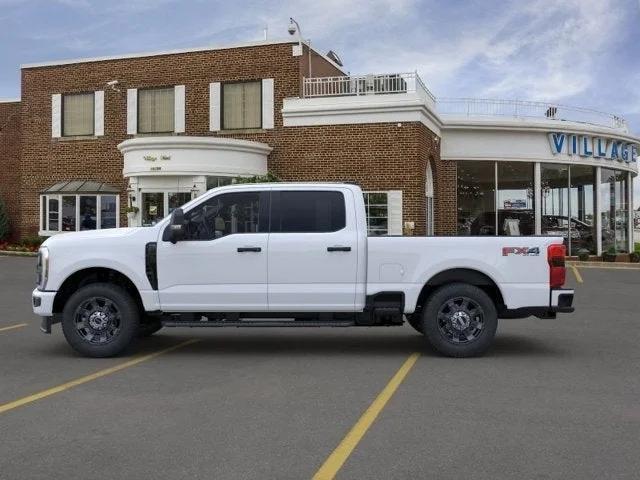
top-left (548, 244), bottom-right (566, 288)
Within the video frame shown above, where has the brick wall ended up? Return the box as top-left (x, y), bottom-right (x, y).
top-left (418, 123), bottom-right (457, 235)
top-left (19, 43), bottom-right (304, 237)
top-left (0, 101), bottom-right (21, 240)
top-left (17, 42), bottom-right (453, 238)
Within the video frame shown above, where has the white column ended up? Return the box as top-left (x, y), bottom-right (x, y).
top-left (595, 167), bottom-right (602, 255)
top-left (534, 162), bottom-right (542, 235)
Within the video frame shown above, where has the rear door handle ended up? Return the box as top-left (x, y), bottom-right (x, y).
top-left (237, 247), bottom-right (262, 253)
top-left (327, 246), bottom-right (351, 252)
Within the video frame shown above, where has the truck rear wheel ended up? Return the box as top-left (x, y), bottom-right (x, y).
top-left (422, 283), bottom-right (497, 358)
top-left (61, 283), bottom-right (140, 358)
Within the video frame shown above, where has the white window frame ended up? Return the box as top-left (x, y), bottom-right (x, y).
top-left (363, 191), bottom-right (390, 236)
top-left (39, 194), bottom-right (120, 236)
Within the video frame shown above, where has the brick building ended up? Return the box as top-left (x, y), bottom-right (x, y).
top-left (1, 38), bottom-right (638, 254)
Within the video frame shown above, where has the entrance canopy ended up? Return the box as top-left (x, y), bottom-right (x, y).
top-left (42, 180), bottom-right (119, 194)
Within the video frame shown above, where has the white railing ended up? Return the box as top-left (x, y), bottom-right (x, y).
top-left (436, 98), bottom-right (628, 131)
top-left (303, 72), bottom-right (436, 102)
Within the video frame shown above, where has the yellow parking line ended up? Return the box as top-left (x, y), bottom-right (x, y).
top-left (312, 352), bottom-right (420, 480)
top-left (0, 339), bottom-right (199, 415)
top-left (0, 323), bottom-right (27, 333)
top-left (570, 265), bottom-right (583, 283)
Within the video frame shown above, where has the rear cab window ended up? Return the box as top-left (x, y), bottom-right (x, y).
top-left (270, 191), bottom-right (346, 233)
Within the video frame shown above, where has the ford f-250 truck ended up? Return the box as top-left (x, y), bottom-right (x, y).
top-left (32, 183), bottom-right (574, 358)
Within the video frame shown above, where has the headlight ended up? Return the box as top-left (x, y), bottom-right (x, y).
top-left (36, 247), bottom-right (49, 290)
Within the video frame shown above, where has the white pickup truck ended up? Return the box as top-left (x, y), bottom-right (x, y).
top-left (32, 183), bottom-right (574, 358)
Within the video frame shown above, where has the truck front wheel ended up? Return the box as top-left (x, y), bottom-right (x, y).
top-left (61, 283), bottom-right (140, 358)
top-left (422, 283), bottom-right (498, 358)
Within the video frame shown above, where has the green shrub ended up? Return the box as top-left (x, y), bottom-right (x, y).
top-left (20, 235), bottom-right (44, 248)
top-left (233, 172), bottom-right (280, 184)
top-left (0, 196), bottom-right (9, 241)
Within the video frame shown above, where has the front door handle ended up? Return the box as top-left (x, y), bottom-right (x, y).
top-left (237, 247), bottom-right (262, 253)
top-left (327, 246), bottom-right (351, 252)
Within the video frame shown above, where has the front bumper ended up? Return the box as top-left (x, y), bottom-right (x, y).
top-left (32, 288), bottom-right (57, 333)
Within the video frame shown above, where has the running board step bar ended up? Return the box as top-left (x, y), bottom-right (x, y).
top-left (162, 320), bottom-right (356, 328)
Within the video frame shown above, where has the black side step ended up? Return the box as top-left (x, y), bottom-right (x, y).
top-left (162, 320), bottom-right (356, 328)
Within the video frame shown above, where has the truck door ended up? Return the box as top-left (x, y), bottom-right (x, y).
top-left (267, 188), bottom-right (358, 312)
top-left (156, 190), bottom-right (269, 312)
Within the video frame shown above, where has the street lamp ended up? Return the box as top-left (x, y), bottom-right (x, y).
top-left (288, 17), bottom-right (312, 78)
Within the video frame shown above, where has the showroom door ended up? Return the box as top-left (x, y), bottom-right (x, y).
top-left (156, 190), bottom-right (270, 312)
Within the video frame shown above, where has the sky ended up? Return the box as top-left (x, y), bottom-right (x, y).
top-left (0, 0), bottom-right (639, 204)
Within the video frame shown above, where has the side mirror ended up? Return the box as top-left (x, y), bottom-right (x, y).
top-left (169, 208), bottom-right (185, 244)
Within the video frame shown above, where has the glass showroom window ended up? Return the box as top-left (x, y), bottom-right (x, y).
top-left (62, 92), bottom-right (94, 136)
top-left (601, 168), bottom-right (629, 253)
top-left (363, 192), bottom-right (388, 236)
top-left (457, 161), bottom-right (496, 235)
top-left (138, 87), bottom-right (175, 133)
top-left (222, 81), bottom-right (261, 130)
top-left (569, 165), bottom-right (596, 255)
top-left (497, 162), bottom-right (535, 236)
top-left (40, 194), bottom-right (119, 234)
top-left (541, 164), bottom-right (569, 247)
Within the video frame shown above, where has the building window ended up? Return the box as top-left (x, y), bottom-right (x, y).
top-left (222, 81), bottom-right (261, 130)
top-left (497, 162), bottom-right (535, 236)
top-left (138, 87), bottom-right (175, 133)
top-left (363, 192), bottom-right (389, 236)
top-left (601, 168), bottom-right (629, 253)
top-left (62, 92), bottom-right (94, 136)
top-left (206, 176), bottom-right (235, 191)
top-left (40, 194), bottom-right (119, 235)
top-left (457, 161), bottom-right (496, 235)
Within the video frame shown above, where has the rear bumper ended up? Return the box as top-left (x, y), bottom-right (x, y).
top-left (499, 288), bottom-right (574, 319)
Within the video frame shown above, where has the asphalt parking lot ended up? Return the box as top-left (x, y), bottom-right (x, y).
top-left (1, 256), bottom-right (639, 480)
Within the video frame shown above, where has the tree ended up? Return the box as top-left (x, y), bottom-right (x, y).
top-left (232, 172), bottom-right (280, 184)
top-left (0, 196), bottom-right (10, 241)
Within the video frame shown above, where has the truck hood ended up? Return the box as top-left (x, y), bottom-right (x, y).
top-left (42, 227), bottom-right (158, 249)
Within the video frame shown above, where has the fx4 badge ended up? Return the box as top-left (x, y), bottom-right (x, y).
top-left (502, 246), bottom-right (540, 256)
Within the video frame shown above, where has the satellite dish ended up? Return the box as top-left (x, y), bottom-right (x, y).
top-left (326, 50), bottom-right (343, 67)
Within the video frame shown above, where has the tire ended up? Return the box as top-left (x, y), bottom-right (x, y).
top-left (422, 283), bottom-right (498, 358)
top-left (406, 314), bottom-right (424, 334)
top-left (138, 318), bottom-right (163, 338)
top-left (61, 283), bottom-right (140, 358)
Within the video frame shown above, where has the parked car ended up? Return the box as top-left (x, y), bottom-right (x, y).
top-left (33, 184), bottom-right (574, 358)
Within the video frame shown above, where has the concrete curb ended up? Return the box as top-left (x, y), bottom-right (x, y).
top-left (0, 250), bottom-right (37, 257)
top-left (568, 261), bottom-right (640, 270)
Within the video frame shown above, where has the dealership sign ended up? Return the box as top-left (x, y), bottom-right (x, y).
top-left (548, 132), bottom-right (638, 163)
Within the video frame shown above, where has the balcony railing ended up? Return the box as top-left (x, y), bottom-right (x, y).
top-left (302, 72), bottom-right (436, 103)
top-left (301, 74), bottom-right (627, 131)
top-left (436, 98), bottom-right (628, 131)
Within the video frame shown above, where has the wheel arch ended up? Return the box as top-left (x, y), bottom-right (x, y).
top-left (415, 268), bottom-right (505, 313)
top-left (53, 267), bottom-right (144, 314)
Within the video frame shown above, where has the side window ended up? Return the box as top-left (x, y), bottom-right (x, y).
top-left (273, 191), bottom-right (346, 233)
top-left (183, 192), bottom-right (266, 241)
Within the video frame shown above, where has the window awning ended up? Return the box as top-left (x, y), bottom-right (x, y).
top-left (41, 180), bottom-right (120, 194)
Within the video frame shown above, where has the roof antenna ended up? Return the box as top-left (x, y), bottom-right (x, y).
top-left (263, 24), bottom-right (268, 40)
